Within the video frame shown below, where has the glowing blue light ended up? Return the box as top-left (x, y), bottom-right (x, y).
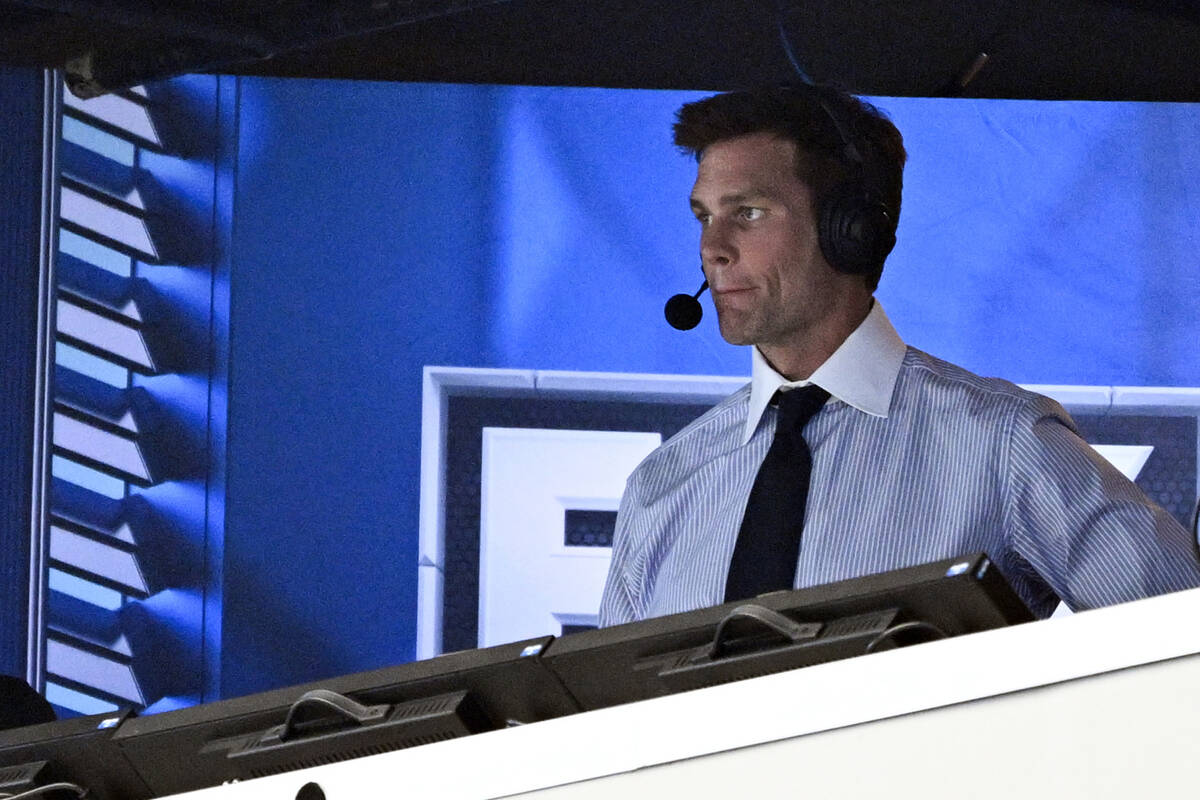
top-left (52, 455), bottom-right (126, 499)
top-left (45, 682), bottom-right (119, 716)
top-left (56, 341), bottom-right (129, 388)
top-left (49, 568), bottom-right (125, 611)
top-left (59, 228), bottom-right (132, 277)
top-left (63, 116), bottom-right (136, 166)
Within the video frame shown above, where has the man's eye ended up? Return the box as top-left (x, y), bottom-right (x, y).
top-left (694, 212), bottom-right (711, 225)
top-left (738, 207), bottom-right (764, 221)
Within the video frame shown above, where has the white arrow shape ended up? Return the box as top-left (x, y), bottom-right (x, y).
top-left (1092, 444), bottom-right (1154, 481)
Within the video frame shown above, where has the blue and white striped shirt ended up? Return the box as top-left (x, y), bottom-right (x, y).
top-left (599, 304), bottom-right (1200, 624)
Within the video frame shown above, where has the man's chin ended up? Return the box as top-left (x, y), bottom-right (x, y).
top-left (716, 323), bottom-right (757, 347)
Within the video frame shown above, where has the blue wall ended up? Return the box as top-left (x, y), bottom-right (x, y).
top-left (883, 98), bottom-right (1200, 385)
top-left (0, 66), bottom-right (45, 680)
top-left (221, 79), bottom-right (1200, 697)
top-left (223, 81), bottom-right (502, 695)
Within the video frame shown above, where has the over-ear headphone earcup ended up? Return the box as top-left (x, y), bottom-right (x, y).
top-left (817, 180), bottom-right (897, 276)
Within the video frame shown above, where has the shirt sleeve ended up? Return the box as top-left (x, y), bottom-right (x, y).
top-left (598, 473), bottom-right (642, 627)
top-left (1004, 394), bottom-right (1200, 611)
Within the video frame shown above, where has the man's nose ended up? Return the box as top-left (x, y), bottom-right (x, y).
top-left (700, 220), bottom-right (736, 268)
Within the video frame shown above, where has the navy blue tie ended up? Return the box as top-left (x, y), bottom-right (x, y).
top-left (725, 384), bottom-right (830, 602)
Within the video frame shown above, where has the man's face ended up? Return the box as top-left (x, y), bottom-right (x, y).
top-left (690, 132), bottom-right (860, 359)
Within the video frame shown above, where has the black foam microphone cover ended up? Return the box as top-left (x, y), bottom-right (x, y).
top-left (664, 280), bottom-right (709, 330)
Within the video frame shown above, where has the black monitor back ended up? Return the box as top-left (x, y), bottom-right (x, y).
top-left (0, 709), bottom-right (149, 800)
top-left (114, 636), bottom-right (579, 797)
top-left (542, 553), bottom-right (1034, 711)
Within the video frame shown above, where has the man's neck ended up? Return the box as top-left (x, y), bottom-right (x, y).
top-left (757, 297), bottom-right (873, 381)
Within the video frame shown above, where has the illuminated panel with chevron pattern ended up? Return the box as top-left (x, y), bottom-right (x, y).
top-left (45, 80), bottom-right (217, 717)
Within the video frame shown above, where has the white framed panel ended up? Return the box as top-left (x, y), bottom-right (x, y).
top-left (478, 427), bottom-right (660, 647)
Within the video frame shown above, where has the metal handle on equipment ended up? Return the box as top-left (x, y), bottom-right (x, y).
top-left (706, 604), bottom-right (820, 660)
top-left (276, 689), bottom-right (389, 742)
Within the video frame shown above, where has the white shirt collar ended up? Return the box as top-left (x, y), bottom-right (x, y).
top-left (741, 301), bottom-right (907, 445)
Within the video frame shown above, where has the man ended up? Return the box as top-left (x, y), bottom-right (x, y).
top-left (599, 84), bottom-right (1200, 626)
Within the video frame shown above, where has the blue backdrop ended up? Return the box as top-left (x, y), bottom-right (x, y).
top-left (0, 66), bottom-right (44, 681)
top-left (220, 79), bottom-right (1200, 698)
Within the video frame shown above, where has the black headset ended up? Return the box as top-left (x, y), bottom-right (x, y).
top-left (809, 89), bottom-right (898, 277)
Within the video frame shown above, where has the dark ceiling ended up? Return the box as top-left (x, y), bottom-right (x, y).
top-left (1, 0), bottom-right (1198, 101)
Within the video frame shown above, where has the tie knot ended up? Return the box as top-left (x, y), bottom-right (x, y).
top-left (774, 385), bottom-right (830, 436)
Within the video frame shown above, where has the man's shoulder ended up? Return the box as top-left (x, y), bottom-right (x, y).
top-left (653, 381), bottom-right (751, 455)
top-left (900, 347), bottom-right (1065, 418)
top-left (626, 382), bottom-right (751, 486)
